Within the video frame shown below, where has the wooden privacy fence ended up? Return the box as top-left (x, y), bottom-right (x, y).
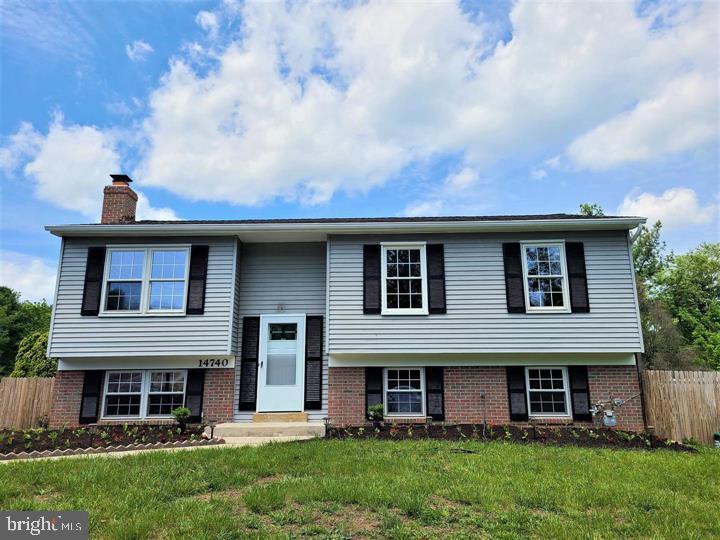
top-left (0, 377), bottom-right (55, 429)
top-left (642, 370), bottom-right (720, 444)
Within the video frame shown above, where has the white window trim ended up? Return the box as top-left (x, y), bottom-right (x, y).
top-left (99, 245), bottom-right (191, 317)
top-left (101, 369), bottom-right (188, 420)
top-left (519, 240), bottom-right (571, 313)
top-left (525, 366), bottom-right (572, 418)
top-left (380, 242), bottom-right (429, 316)
top-left (101, 370), bottom-right (145, 420)
top-left (383, 367), bottom-right (426, 417)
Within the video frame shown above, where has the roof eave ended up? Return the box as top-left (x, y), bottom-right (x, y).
top-left (45, 217), bottom-right (647, 238)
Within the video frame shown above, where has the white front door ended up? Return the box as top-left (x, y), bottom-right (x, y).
top-left (257, 314), bottom-right (306, 412)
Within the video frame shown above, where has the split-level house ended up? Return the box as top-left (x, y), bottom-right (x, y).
top-left (46, 176), bottom-right (646, 432)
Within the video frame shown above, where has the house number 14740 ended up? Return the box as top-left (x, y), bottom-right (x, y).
top-left (198, 358), bottom-right (230, 368)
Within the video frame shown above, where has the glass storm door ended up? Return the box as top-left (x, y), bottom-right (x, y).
top-left (257, 314), bottom-right (306, 412)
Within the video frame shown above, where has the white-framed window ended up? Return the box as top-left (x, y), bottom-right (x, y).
top-left (525, 367), bottom-right (571, 417)
top-left (102, 369), bottom-right (188, 419)
top-left (384, 368), bottom-right (425, 416)
top-left (103, 371), bottom-right (144, 418)
top-left (101, 246), bottom-right (190, 315)
top-left (381, 243), bottom-right (428, 315)
top-left (520, 242), bottom-right (570, 312)
top-left (147, 371), bottom-right (187, 416)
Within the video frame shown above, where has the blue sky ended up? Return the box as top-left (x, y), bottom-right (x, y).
top-left (1, 0), bottom-right (718, 301)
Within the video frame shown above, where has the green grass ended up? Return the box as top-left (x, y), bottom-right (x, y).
top-left (1, 440), bottom-right (718, 538)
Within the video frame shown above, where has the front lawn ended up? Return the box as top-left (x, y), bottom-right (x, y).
top-left (1, 439), bottom-right (718, 538)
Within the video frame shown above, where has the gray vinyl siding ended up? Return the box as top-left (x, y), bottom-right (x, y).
top-left (328, 231), bottom-right (643, 353)
top-left (229, 239), bottom-right (242, 356)
top-left (233, 242), bottom-right (327, 422)
top-left (48, 236), bottom-right (236, 357)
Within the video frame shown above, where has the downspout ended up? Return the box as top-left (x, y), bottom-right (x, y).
top-left (627, 227), bottom-right (649, 432)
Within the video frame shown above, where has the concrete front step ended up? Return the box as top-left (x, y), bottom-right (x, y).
top-left (253, 412), bottom-right (308, 423)
top-left (213, 422), bottom-right (325, 438)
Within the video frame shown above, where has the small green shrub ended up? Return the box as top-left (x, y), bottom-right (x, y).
top-left (367, 403), bottom-right (384, 421)
top-left (171, 407), bottom-right (192, 431)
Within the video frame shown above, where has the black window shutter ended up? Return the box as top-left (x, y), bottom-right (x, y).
top-left (238, 316), bottom-right (260, 411)
top-left (304, 316), bottom-right (323, 410)
top-left (425, 367), bottom-right (444, 421)
top-left (186, 245), bottom-right (209, 315)
top-left (566, 242), bottom-right (590, 313)
top-left (79, 370), bottom-right (105, 424)
top-left (427, 244), bottom-right (447, 314)
top-left (363, 245), bottom-right (381, 314)
top-left (502, 243), bottom-right (526, 313)
top-left (506, 367), bottom-right (528, 421)
top-left (365, 367), bottom-right (383, 419)
top-left (81, 247), bottom-right (106, 316)
top-left (568, 366), bottom-right (592, 421)
top-left (185, 369), bottom-right (205, 423)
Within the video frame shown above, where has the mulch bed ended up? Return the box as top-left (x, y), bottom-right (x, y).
top-left (0, 425), bottom-right (207, 455)
top-left (326, 423), bottom-right (695, 452)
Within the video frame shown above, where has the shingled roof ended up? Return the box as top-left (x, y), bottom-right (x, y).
top-left (126, 213), bottom-right (637, 226)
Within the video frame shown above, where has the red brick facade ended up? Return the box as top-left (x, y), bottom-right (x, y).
top-left (327, 367), bottom-right (366, 425)
top-left (202, 368), bottom-right (235, 424)
top-left (48, 368), bottom-right (236, 428)
top-left (49, 371), bottom-right (84, 428)
top-left (588, 365), bottom-right (644, 432)
top-left (445, 367), bottom-right (510, 424)
top-left (328, 364), bottom-right (645, 432)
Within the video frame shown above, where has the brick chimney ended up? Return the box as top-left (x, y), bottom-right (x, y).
top-left (102, 174), bottom-right (138, 224)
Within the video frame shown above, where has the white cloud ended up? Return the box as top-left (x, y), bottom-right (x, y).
top-left (136, 193), bottom-right (179, 221)
top-left (0, 122), bottom-right (42, 175)
top-left (567, 73), bottom-right (718, 170)
top-left (0, 251), bottom-right (57, 303)
top-left (134, 0), bottom-right (717, 207)
top-left (1, 2), bottom-right (96, 59)
top-left (445, 168), bottom-right (479, 190)
top-left (23, 116), bottom-right (120, 216)
top-left (403, 165), bottom-right (489, 217)
top-left (196, 11), bottom-right (219, 39)
top-left (617, 187), bottom-right (718, 229)
top-left (403, 200), bottom-right (444, 217)
top-left (1, 115), bottom-right (178, 221)
top-left (530, 169), bottom-right (547, 180)
top-left (125, 40), bottom-right (154, 62)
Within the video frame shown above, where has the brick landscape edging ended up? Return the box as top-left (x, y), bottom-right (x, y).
top-left (0, 438), bottom-right (225, 461)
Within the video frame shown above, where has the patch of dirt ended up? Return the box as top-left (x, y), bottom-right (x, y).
top-left (34, 490), bottom-right (58, 504)
top-left (255, 474), bottom-right (284, 485)
top-left (300, 503), bottom-right (380, 537)
top-left (429, 496), bottom-right (467, 511)
top-left (193, 488), bottom-right (245, 502)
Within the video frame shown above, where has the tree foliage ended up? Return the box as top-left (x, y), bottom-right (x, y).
top-left (632, 221), bottom-right (669, 286)
top-left (11, 331), bottom-right (57, 378)
top-left (637, 282), bottom-right (699, 370)
top-left (0, 286), bottom-right (53, 376)
top-left (656, 243), bottom-right (720, 369)
top-left (579, 203), bottom-right (604, 216)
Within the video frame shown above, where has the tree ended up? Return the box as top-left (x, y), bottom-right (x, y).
top-left (657, 243), bottom-right (720, 369)
top-left (579, 203), bottom-right (604, 216)
top-left (0, 286), bottom-right (53, 375)
top-left (632, 221), bottom-right (669, 286)
top-left (637, 283), bottom-right (701, 370)
top-left (10, 331), bottom-right (57, 377)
